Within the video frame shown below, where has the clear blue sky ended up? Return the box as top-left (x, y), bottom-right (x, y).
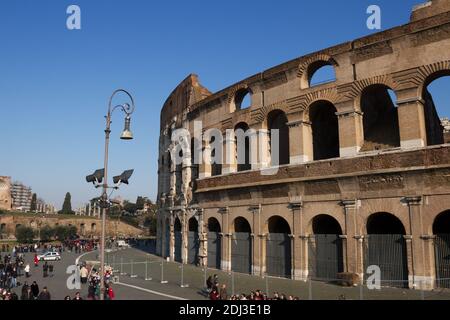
top-left (0, 0), bottom-right (448, 210)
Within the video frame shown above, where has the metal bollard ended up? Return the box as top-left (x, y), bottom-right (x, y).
top-left (180, 263), bottom-right (189, 288)
top-left (145, 260), bottom-right (152, 281)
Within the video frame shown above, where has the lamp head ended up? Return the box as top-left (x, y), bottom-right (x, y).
top-left (113, 169), bottom-right (134, 185)
top-left (120, 115), bottom-right (133, 140)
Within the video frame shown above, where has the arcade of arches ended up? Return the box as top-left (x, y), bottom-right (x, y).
top-left (157, 1), bottom-right (450, 291)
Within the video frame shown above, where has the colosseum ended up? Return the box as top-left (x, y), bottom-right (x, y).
top-left (156, 0), bottom-right (450, 290)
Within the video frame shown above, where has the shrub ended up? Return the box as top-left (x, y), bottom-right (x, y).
top-left (16, 226), bottom-right (35, 244)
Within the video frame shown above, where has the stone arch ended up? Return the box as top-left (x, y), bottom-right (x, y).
top-left (298, 53), bottom-right (338, 89)
top-left (308, 100), bottom-right (340, 160)
top-left (231, 216), bottom-right (252, 274)
top-left (433, 210), bottom-right (450, 288)
top-left (228, 84), bottom-right (253, 113)
top-left (366, 212), bottom-right (406, 235)
top-left (266, 215), bottom-right (292, 278)
top-left (207, 217), bottom-right (221, 232)
top-left (91, 223), bottom-right (96, 233)
top-left (267, 109), bottom-right (290, 165)
top-left (309, 214), bottom-right (343, 235)
top-left (188, 217), bottom-right (199, 265)
top-left (232, 216), bottom-right (252, 233)
top-left (265, 215), bottom-right (292, 234)
top-left (80, 223), bottom-right (85, 236)
top-left (359, 84), bottom-right (400, 151)
top-left (234, 122), bottom-right (252, 172)
top-left (174, 216), bottom-right (182, 262)
top-left (207, 217), bottom-right (222, 269)
top-left (348, 75), bottom-right (399, 111)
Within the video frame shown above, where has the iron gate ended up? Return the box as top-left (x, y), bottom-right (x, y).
top-left (266, 233), bottom-right (291, 278)
top-left (174, 231), bottom-right (182, 262)
top-left (435, 234), bottom-right (450, 288)
top-left (188, 231), bottom-right (199, 265)
top-left (364, 234), bottom-right (408, 288)
top-left (308, 234), bottom-right (343, 281)
top-left (208, 232), bottom-right (221, 269)
top-left (231, 232), bottom-right (252, 274)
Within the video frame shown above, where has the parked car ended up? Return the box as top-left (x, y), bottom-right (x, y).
top-left (117, 240), bottom-right (130, 248)
top-left (38, 251), bottom-right (61, 261)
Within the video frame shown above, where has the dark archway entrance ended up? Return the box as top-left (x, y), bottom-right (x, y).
top-left (309, 101), bottom-right (340, 160)
top-left (188, 217), bottom-right (199, 265)
top-left (207, 218), bottom-right (222, 269)
top-left (174, 217), bottom-right (182, 263)
top-left (268, 110), bottom-right (290, 166)
top-left (433, 210), bottom-right (450, 288)
top-left (309, 214), bottom-right (344, 281)
top-left (235, 122), bottom-right (251, 172)
top-left (365, 212), bottom-right (408, 287)
top-left (266, 216), bottom-right (291, 278)
top-left (231, 217), bottom-right (252, 274)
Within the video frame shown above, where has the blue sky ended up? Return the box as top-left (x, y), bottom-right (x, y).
top-left (0, 0), bottom-right (448, 210)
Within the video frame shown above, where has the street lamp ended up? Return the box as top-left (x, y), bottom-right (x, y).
top-left (86, 89), bottom-right (135, 300)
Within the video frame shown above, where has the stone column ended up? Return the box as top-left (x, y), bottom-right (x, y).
top-left (222, 131), bottom-right (237, 175)
top-left (287, 120), bottom-right (303, 165)
top-left (289, 201), bottom-right (302, 280)
top-left (181, 209), bottom-right (188, 264)
top-left (251, 205), bottom-right (262, 276)
top-left (340, 200), bottom-right (362, 279)
top-left (397, 96), bottom-right (427, 149)
top-left (335, 110), bottom-right (364, 157)
top-left (197, 208), bottom-right (207, 267)
top-left (402, 196), bottom-right (433, 289)
top-left (199, 143), bottom-right (211, 179)
top-left (169, 212), bottom-right (175, 262)
top-left (298, 121), bottom-right (313, 163)
top-left (259, 129), bottom-right (271, 168)
top-left (219, 207), bottom-right (231, 271)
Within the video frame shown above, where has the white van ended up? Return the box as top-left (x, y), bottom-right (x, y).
top-left (117, 240), bottom-right (130, 248)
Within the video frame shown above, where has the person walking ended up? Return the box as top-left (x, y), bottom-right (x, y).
top-left (106, 284), bottom-right (115, 300)
top-left (33, 254), bottom-right (39, 267)
top-left (11, 267), bottom-right (17, 288)
top-left (30, 281), bottom-right (39, 300)
top-left (24, 264), bottom-right (30, 278)
top-left (219, 284), bottom-right (228, 300)
top-left (73, 292), bottom-right (83, 300)
top-left (43, 262), bottom-right (48, 278)
top-left (37, 287), bottom-right (51, 300)
top-left (80, 265), bottom-right (88, 284)
top-left (21, 287), bottom-right (33, 300)
top-left (48, 264), bottom-right (54, 277)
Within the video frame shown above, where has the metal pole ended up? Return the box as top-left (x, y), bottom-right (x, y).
top-left (145, 260), bottom-right (152, 280)
top-left (161, 259), bottom-right (168, 284)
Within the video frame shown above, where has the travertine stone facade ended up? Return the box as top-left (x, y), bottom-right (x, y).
top-left (157, 1), bottom-right (450, 290)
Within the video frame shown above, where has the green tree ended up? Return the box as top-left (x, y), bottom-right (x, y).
top-left (16, 226), bottom-right (35, 243)
top-left (30, 193), bottom-right (37, 212)
top-left (40, 225), bottom-right (55, 241)
top-left (144, 216), bottom-right (157, 236)
top-left (60, 192), bottom-right (74, 214)
top-left (54, 225), bottom-right (69, 240)
top-left (123, 201), bottom-right (137, 215)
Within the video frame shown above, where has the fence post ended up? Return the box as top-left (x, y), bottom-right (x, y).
top-left (120, 257), bottom-right (125, 275)
top-left (160, 259), bottom-right (168, 284)
top-left (130, 259), bottom-right (137, 278)
top-left (145, 260), bottom-right (152, 281)
top-left (180, 263), bottom-right (189, 288)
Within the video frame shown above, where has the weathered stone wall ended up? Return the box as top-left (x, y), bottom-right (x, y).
top-left (0, 177), bottom-right (12, 211)
top-left (0, 214), bottom-right (144, 239)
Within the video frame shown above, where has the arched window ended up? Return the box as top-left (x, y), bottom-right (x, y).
top-left (268, 110), bottom-right (290, 166)
top-left (235, 122), bottom-right (251, 172)
top-left (234, 88), bottom-right (252, 110)
top-left (309, 101), bottom-right (340, 160)
top-left (211, 136), bottom-right (222, 176)
top-left (423, 72), bottom-right (450, 145)
top-left (360, 84), bottom-right (400, 151)
top-left (310, 64), bottom-right (336, 87)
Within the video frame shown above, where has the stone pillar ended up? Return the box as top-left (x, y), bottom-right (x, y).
top-left (259, 129), bottom-right (271, 168)
top-left (402, 196), bottom-right (433, 289)
top-left (289, 201), bottom-right (302, 280)
top-left (287, 120), bottom-right (303, 165)
top-left (181, 209), bottom-right (188, 264)
top-left (199, 143), bottom-right (211, 179)
top-left (169, 212), bottom-right (175, 262)
top-left (298, 121), bottom-right (313, 163)
top-left (397, 96), bottom-right (427, 149)
top-left (220, 207), bottom-right (231, 271)
top-left (222, 131), bottom-right (237, 175)
top-left (251, 205), bottom-right (262, 276)
top-left (336, 110), bottom-right (364, 157)
top-left (340, 200), bottom-right (362, 280)
top-left (197, 208), bottom-right (207, 267)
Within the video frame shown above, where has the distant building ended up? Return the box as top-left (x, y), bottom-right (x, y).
top-left (0, 177), bottom-right (12, 211)
top-left (35, 198), bottom-right (56, 214)
top-left (76, 201), bottom-right (101, 218)
top-left (11, 182), bottom-right (32, 212)
top-left (442, 118), bottom-right (450, 143)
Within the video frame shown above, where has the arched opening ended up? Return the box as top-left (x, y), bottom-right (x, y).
top-left (365, 212), bottom-right (408, 287)
top-left (268, 110), bottom-right (290, 166)
top-left (210, 136), bottom-right (222, 177)
top-left (360, 84), bottom-right (400, 151)
top-left (207, 217), bottom-right (222, 269)
top-left (309, 63), bottom-right (336, 87)
top-left (91, 223), bottom-right (96, 233)
top-left (231, 217), bottom-right (252, 274)
top-left (433, 210), bottom-right (450, 288)
top-left (309, 214), bottom-right (343, 281)
top-left (266, 216), bottom-right (292, 278)
top-left (0, 223), bottom-right (6, 236)
top-left (235, 88), bottom-right (252, 110)
top-left (188, 217), bottom-right (199, 265)
top-left (422, 72), bottom-right (450, 145)
top-left (164, 218), bottom-right (170, 258)
top-left (309, 101), bottom-right (340, 160)
top-left (174, 217), bottom-right (182, 262)
top-left (80, 223), bottom-right (85, 236)
top-left (235, 122), bottom-right (251, 172)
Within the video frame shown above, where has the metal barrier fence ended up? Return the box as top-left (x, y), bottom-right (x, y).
top-left (100, 252), bottom-right (450, 300)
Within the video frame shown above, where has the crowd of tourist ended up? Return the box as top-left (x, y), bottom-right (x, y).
top-left (79, 263), bottom-right (115, 300)
top-left (206, 274), bottom-right (300, 300)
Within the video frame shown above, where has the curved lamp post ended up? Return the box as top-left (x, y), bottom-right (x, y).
top-left (87, 89), bottom-right (135, 300)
